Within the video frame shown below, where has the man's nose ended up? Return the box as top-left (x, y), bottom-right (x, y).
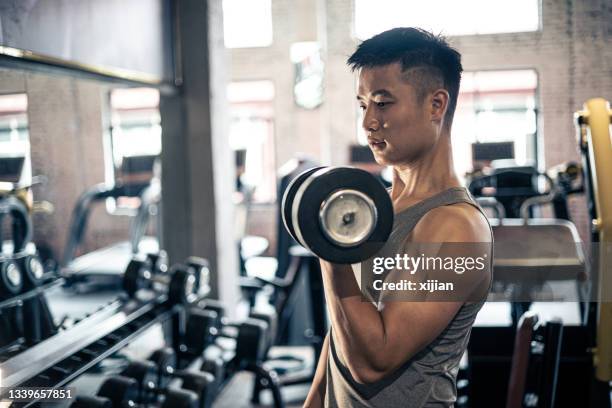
top-left (362, 107), bottom-right (381, 132)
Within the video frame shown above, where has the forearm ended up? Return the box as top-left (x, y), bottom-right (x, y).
top-left (304, 333), bottom-right (330, 408)
top-left (319, 261), bottom-right (388, 376)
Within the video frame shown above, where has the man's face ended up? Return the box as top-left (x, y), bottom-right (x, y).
top-left (357, 63), bottom-right (436, 166)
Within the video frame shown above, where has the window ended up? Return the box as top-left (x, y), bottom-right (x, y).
top-left (290, 42), bottom-right (324, 109)
top-left (228, 80), bottom-right (276, 203)
top-left (106, 87), bottom-right (161, 212)
top-left (452, 70), bottom-right (538, 177)
top-left (354, 0), bottom-right (540, 39)
top-left (223, 0), bottom-right (273, 48)
top-left (0, 93), bottom-right (30, 183)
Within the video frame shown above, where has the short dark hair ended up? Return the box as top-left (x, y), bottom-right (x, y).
top-left (347, 27), bottom-right (463, 130)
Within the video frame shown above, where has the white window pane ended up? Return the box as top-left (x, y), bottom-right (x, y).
top-left (354, 0), bottom-right (539, 39)
top-left (0, 94), bottom-right (31, 183)
top-left (228, 81), bottom-right (276, 202)
top-left (223, 0), bottom-right (273, 48)
top-left (452, 69), bottom-right (538, 177)
top-left (227, 80), bottom-right (275, 103)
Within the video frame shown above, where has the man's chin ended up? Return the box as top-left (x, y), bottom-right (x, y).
top-left (371, 149), bottom-right (396, 166)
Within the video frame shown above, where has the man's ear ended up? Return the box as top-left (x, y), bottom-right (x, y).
top-left (430, 89), bottom-right (449, 124)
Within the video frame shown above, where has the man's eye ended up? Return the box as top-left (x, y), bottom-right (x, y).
top-left (376, 101), bottom-right (388, 108)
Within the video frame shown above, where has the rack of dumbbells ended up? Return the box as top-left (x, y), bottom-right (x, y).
top-left (1, 241), bottom-right (215, 407)
top-left (1, 189), bottom-right (60, 361)
top-left (0, 183), bottom-right (211, 407)
top-left (65, 259), bottom-right (287, 408)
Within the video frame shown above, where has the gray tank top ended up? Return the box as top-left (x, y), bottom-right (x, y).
top-left (325, 187), bottom-right (493, 408)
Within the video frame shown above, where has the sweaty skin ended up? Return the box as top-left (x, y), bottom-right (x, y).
top-left (304, 63), bottom-right (491, 407)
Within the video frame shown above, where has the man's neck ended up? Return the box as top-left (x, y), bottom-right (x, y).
top-left (390, 135), bottom-right (461, 203)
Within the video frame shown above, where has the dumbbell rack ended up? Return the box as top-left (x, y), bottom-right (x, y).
top-left (0, 287), bottom-right (186, 407)
top-left (0, 277), bottom-right (63, 358)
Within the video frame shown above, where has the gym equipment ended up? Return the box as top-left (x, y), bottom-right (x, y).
top-left (281, 166), bottom-right (325, 243)
top-left (282, 166), bottom-right (393, 264)
top-left (148, 347), bottom-right (214, 405)
top-left (148, 250), bottom-right (169, 274)
top-left (183, 308), bottom-right (219, 357)
top-left (123, 259), bottom-right (197, 304)
top-left (86, 374), bottom-right (198, 408)
top-left (96, 375), bottom-right (139, 407)
top-left (70, 395), bottom-right (112, 407)
top-left (14, 253), bottom-right (45, 290)
top-left (467, 165), bottom-right (548, 218)
top-left (461, 98), bottom-right (611, 408)
top-left (0, 191), bottom-right (33, 255)
top-left (62, 181), bottom-right (162, 292)
top-left (121, 358), bottom-right (213, 407)
top-left (0, 258), bottom-right (22, 297)
top-left (199, 356), bottom-right (225, 406)
top-left (575, 98), bottom-right (612, 383)
top-left (467, 313), bottom-right (564, 408)
top-left (184, 257), bottom-right (211, 296)
top-left (199, 316), bottom-right (284, 408)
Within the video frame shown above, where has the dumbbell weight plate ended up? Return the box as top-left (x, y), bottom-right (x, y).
top-left (185, 308), bottom-right (218, 356)
top-left (16, 254), bottom-right (45, 289)
top-left (180, 371), bottom-right (215, 406)
top-left (281, 166), bottom-right (326, 244)
top-left (168, 267), bottom-right (197, 305)
top-left (121, 360), bottom-right (158, 402)
top-left (147, 250), bottom-right (169, 273)
top-left (291, 167), bottom-right (393, 264)
top-left (149, 347), bottom-right (178, 388)
top-left (123, 259), bottom-right (150, 298)
top-left (161, 388), bottom-right (199, 408)
top-left (1, 260), bottom-right (22, 296)
top-left (320, 189), bottom-right (378, 246)
top-left (97, 376), bottom-right (139, 407)
top-left (70, 395), bottom-right (112, 408)
top-left (235, 318), bottom-right (269, 364)
top-left (185, 256), bottom-right (210, 294)
top-left (200, 356), bottom-right (225, 399)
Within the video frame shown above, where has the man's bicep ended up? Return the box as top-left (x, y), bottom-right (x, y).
top-left (380, 301), bottom-right (462, 366)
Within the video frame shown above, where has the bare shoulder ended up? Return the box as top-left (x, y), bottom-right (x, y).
top-left (411, 203), bottom-right (491, 243)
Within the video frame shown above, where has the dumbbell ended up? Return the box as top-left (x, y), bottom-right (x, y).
top-left (249, 307), bottom-right (278, 354)
top-left (95, 375), bottom-right (139, 407)
top-left (282, 166), bottom-right (394, 263)
top-left (70, 395), bottom-right (112, 408)
top-left (184, 307), bottom-right (219, 357)
top-left (123, 259), bottom-right (196, 304)
top-left (184, 256), bottom-right (210, 295)
top-left (14, 253), bottom-right (46, 290)
top-left (0, 258), bottom-right (22, 298)
top-left (76, 374), bottom-right (199, 408)
top-left (146, 347), bottom-right (214, 406)
top-left (147, 250), bottom-right (169, 274)
top-left (200, 356), bottom-right (225, 403)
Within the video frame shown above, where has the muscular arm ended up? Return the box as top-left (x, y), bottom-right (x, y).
top-left (322, 206), bottom-right (491, 384)
top-left (304, 333), bottom-right (329, 408)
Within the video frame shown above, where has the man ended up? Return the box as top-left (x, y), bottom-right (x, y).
top-left (304, 28), bottom-right (492, 407)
